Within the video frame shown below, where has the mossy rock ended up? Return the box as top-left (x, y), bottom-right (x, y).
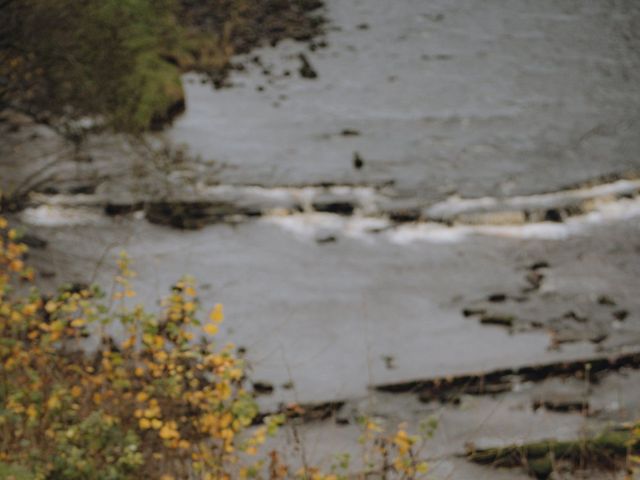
top-left (467, 425), bottom-right (638, 478)
top-left (527, 456), bottom-right (553, 479)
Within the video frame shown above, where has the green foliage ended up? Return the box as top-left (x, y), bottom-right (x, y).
top-left (0, 462), bottom-right (33, 480)
top-left (0, 0), bottom-right (184, 132)
top-left (1, 0), bottom-right (326, 132)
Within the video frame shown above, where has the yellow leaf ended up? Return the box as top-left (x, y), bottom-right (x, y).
top-left (204, 323), bottom-right (218, 335)
top-left (26, 404), bottom-right (38, 420)
top-left (209, 304), bottom-right (224, 323)
top-left (183, 301), bottom-right (195, 313)
top-left (47, 396), bottom-right (61, 410)
top-left (71, 318), bottom-right (85, 328)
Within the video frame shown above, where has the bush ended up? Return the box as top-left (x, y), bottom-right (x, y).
top-left (0, 218), bottom-right (275, 479)
top-left (0, 217), bottom-right (434, 479)
top-left (0, 0), bottom-right (183, 132)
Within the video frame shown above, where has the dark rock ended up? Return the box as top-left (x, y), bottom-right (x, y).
top-left (375, 351), bottom-right (640, 396)
top-left (352, 151), bottom-right (364, 169)
top-left (312, 200), bottom-right (355, 215)
top-left (145, 200), bottom-right (260, 229)
top-left (315, 234), bottom-right (337, 244)
top-left (340, 128), bottom-right (360, 136)
top-left (335, 416), bottom-right (350, 425)
top-left (68, 184), bottom-right (96, 195)
top-left (597, 295), bottom-right (616, 307)
top-left (252, 381), bottom-right (274, 395)
top-left (487, 293), bottom-right (507, 303)
top-left (105, 202), bottom-right (144, 216)
top-left (464, 381), bottom-right (513, 395)
top-left (480, 313), bottom-right (514, 327)
top-left (544, 209), bottom-right (563, 222)
top-left (529, 261), bottom-right (550, 270)
top-left (388, 209), bottom-right (421, 223)
top-left (562, 310), bottom-right (587, 323)
top-left (613, 310), bottom-right (628, 321)
top-left (298, 53), bottom-right (318, 79)
top-left (532, 394), bottom-right (589, 413)
top-left (281, 401), bottom-right (345, 422)
top-left (22, 233), bottom-right (48, 249)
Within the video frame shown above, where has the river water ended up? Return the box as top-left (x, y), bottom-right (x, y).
top-left (4, 0), bottom-right (640, 476)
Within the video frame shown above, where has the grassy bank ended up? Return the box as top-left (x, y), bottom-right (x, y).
top-left (0, 0), bottom-right (324, 133)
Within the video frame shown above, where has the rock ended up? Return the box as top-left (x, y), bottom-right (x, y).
top-left (335, 416), bottom-right (350, 425)
top-left (145, 201), bottom-right (237, 228)
top-left (298, 53), bottom-right (318, 79)
top-left (21, 233), bottom-right (48, 249)
top-left (340, 128), bottom-right (360, 136)
top-left (281, 401), bottom-right (345, 422)
top-left (544, 208), bottom-right (563, 222)
top-left (462, 307), bottom-right (486, 317)
top-left (597, 295), bottom-right (616, 306)
top-left (464, 381), bottom-right (513, 395)
top-left (315, 234), bottom-right (337, 244)
top-left (479, 313), bottom-right (514, 327)
top-left (466, 426), bottom-right (639, 477)
top-left (561, 310), bottom-right (587, 323)
top-left (487, 293), bottom-right (507, 303)
top-left (252, 381), bottom-right (274, 395)
top-left (612, 310), bottom-right (628, 321)
top-left (352, 151), bottom-right (364, 170)
top-left (532, 393), bottom-right (589, 413)
top-left (104, 202), bottom-right (144, 216)
top-left (388, 208), bottom-right (421, 222)
top-left (529, 261), bottom-right (550, 270)
top-left (311, 198), bottom-right (355, 215)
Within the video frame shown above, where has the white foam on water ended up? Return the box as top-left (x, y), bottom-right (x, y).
top-left (263, 212), bottom-right (390, 243)
top-left (20, 205), bottom-right (105, 227)
top-left (389, 196), bottom-right (640, 245)
top-left (426, 179), bottom-right (640, 219)
top-left (266, 196), bottom-right (640, 245)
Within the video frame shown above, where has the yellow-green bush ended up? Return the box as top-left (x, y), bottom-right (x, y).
top-left (0, 218), bottom-right (274, 479)
top-left (0, 217), bottom-right (433, 479)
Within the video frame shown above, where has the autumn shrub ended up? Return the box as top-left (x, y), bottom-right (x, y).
top-left (0, 218), bottom-right (279, 478)
top-left (0, 217), bottom-right (432, 479)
